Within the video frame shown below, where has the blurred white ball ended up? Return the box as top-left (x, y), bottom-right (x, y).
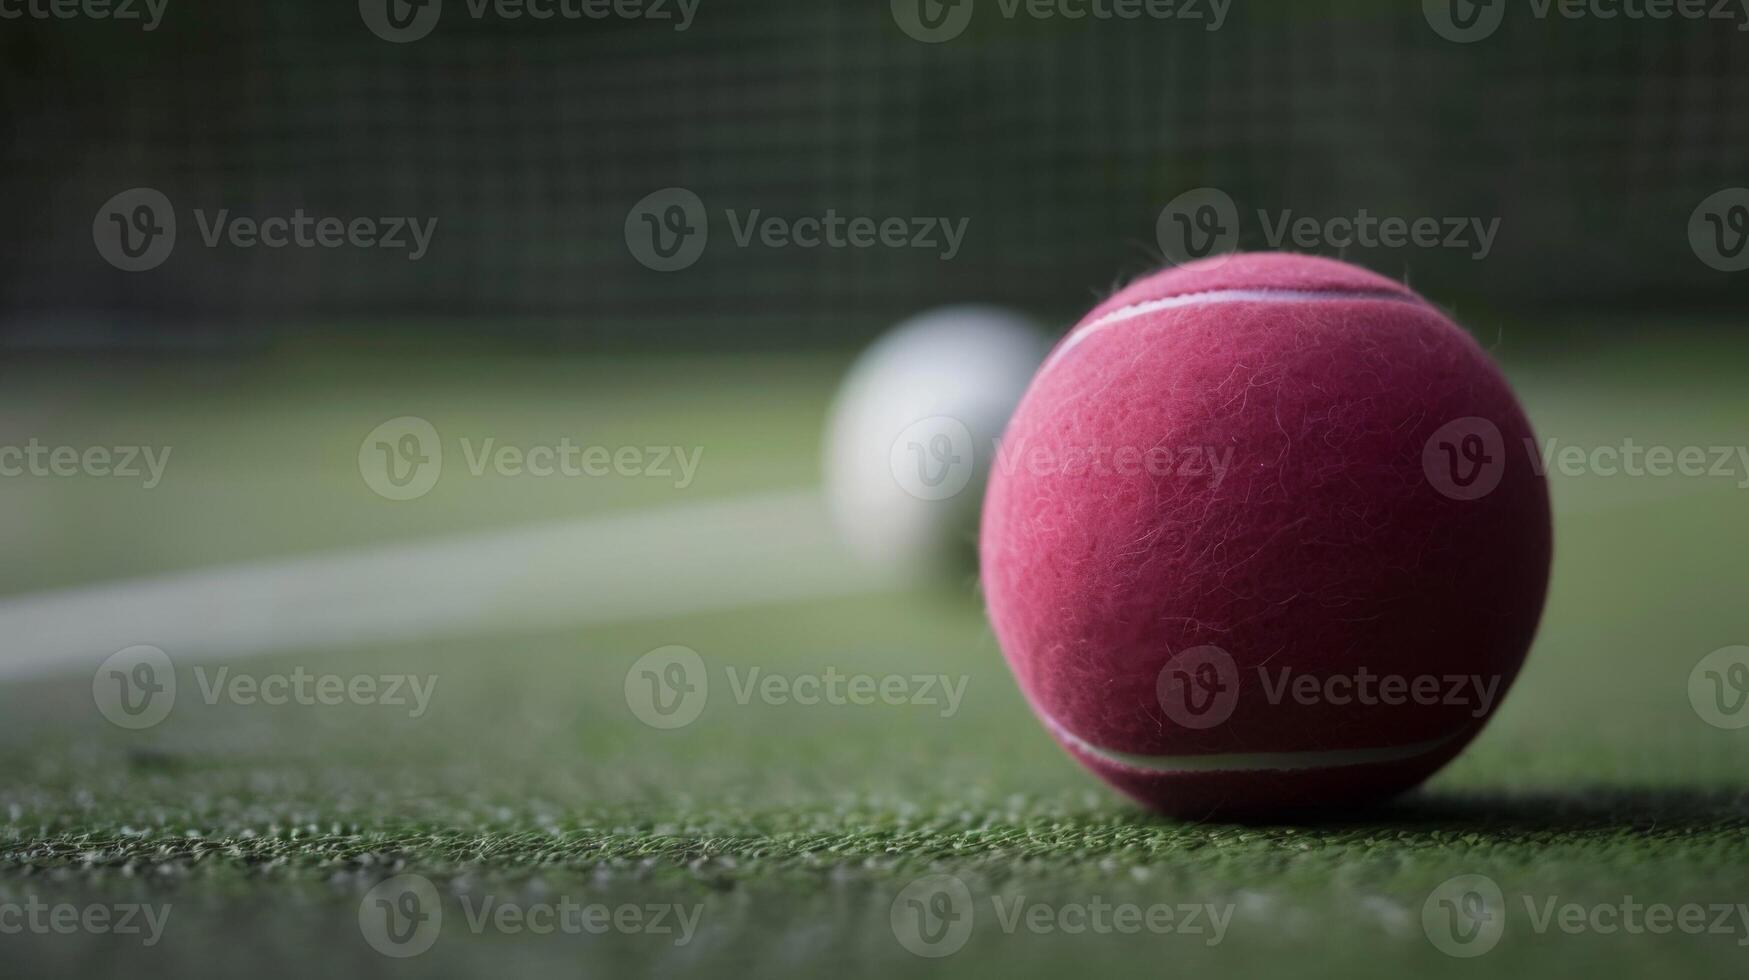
top-left (823, 306), bottom-right (1051, 579)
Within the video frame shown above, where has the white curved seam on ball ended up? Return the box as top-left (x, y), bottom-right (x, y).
top-left (1041, 712), bottom-right (1463, 774)
top-left (1042, 287), bottom-right (1429, 374)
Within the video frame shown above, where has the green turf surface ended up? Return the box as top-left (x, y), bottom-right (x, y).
top-left (2, 337), bottom-right (1748, 977)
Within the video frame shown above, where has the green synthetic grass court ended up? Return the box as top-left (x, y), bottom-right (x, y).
top-left (1, 329), bottom-right (1747, 978)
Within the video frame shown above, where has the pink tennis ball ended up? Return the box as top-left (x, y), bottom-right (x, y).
top-left (981, 253), bottom-right (1552, 817)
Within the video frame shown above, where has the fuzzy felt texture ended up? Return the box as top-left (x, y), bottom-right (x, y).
top-left (981, 253), bottom-right (1553, 817)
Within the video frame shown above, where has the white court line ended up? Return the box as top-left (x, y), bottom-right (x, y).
top-left (0, 489), bottom-right (881, 681)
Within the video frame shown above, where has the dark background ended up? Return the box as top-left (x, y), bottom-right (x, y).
top-left (1, 0), bottom-right (1745, 350)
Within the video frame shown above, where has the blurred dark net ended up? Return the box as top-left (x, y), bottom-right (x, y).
top-left (1, 0), bottom-right (1744, 350)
